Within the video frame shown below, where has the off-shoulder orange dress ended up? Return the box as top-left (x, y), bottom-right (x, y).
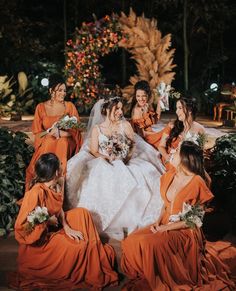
top-left (25, 101), bottom-right (82, 190)
top-left (10, 183), bottom-right (118, 290)
top-left (131, 111), bottom-right (164, 149)
top-left (121, 168), bottom-right (235, 290)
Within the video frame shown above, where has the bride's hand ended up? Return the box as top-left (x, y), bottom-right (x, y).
top-left (64, 224), bottom-right (84, 241)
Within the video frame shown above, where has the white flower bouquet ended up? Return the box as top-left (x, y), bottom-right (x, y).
top-left (156, 82), bottom-right (171, 111)
top-left (41, 115), bottom-right (85, 138)
top-left (184, 132), bottom-right (208, 149)
top-left (27, 206), bottom-right (49, 227)
top-left (169, 202), bottom-right (205, 228)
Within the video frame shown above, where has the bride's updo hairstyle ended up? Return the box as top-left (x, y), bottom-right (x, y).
top-left (179, 140), bottom-right (207, 183)
top-left (101, 96), bottom-right (122, 117)
top-left (30, 153), bottom-right (60, 189)
top-left (166, 97), bottom-right (198, 150)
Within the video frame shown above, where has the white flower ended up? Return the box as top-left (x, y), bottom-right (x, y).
top-left (182, 202), bottom-right (193, 215)
top-left (192, 216), bottom-right (203, 228)
top-left (62, 115), bottom-right (70, 121)
top-left (169, 214), bottom-right (180, 223)
top-left (27, 214), bottom-right (34, 223)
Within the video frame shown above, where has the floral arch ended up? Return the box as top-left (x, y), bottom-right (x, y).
top-left (65, 9), bottom-right (176, 113)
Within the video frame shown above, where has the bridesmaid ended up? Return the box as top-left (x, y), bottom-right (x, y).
top-left (131, 80), bottom-right (163, 149)
top-left (158, 96), bottom-right (205, 170)
top-left (121, 141), bottom-right (234, 290)
top-left (12, 153), bottom-right (118, 290)
top-left (25, 74), bottom-right (82, 190)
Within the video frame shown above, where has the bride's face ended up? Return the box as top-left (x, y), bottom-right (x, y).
top-left (109, 102), bottom-right (123, 121)
top-left (136, 89), bottom-right (148, 107)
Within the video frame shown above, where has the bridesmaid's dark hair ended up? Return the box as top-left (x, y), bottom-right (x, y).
top-left (131, 80), bottom-right (152, 114)
top-left (101, 96), bottom-right (122, 117)
top-left (166, 97), bottom-right (198, 150)
top-left (180, 141), bottom-right (207, 183)
top-left (49, 74), bottom-right (65, 91)
top-left (30, 153), bottom-right (60, 189)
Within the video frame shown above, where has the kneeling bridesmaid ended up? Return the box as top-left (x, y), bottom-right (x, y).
top-left (11, 153), bottom-right (118, 290)
top-left (121, 141), bottom-right (235, 290)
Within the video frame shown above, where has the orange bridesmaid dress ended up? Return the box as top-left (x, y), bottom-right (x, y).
top-left (121, 168), bottom-right (235, 290)
top-left (10, 183), bottom-right (118, 290)
top-left (25, 101), bottom-right (82, 190)
top-left (131, 111), bottom-right (164, 149)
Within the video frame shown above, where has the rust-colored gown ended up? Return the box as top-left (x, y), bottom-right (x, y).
top-left (10, 183), bottom-right (118, 290)
top-left (25, 101), bottom-right (82, 190)
top-left (131, 111), bottom-right (164, 149)
top-left (121, 168), bottom-right (235, 290)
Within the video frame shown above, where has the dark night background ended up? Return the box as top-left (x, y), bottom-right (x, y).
top-left (0, 0), bottom-right (236, 105)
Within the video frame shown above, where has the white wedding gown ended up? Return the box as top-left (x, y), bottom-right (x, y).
top-left (66, 125), bottom-right (165, 239)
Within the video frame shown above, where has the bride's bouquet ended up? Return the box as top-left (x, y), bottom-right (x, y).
top-left (107, 133), bottom-right (134, 163)
top-left (169, 202), bottom-right (205, 228)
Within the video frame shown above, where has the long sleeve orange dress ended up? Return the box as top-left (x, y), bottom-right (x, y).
top-left (121, 168), bottom-right (235, 291)
top-left (131, 111), bottom-right (164, 149)
top-left (25, 101), bottom-right (82, 190)
top-left (10, 183), bottom-right (118, 290)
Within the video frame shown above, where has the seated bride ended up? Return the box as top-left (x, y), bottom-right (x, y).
top-left (66, 96), bottom-right (165, 239)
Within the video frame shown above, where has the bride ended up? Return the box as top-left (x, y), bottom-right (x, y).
top-left (66, 97), bottom-right (165, 239)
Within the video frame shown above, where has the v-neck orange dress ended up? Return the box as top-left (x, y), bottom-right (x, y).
top-left (121, 168), bottom-right (235, 290)
top-left (25, 101), bottom-right (82, 190)
top-left (131, 111), bottom-right (165, 149)
top-left (10, 183), bottom-right (118, 290)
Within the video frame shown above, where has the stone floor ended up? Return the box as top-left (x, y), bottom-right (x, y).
top-left (0, 114), bottom-right (235, 289)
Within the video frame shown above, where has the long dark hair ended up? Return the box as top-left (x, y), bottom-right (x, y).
top-left (30, 153), bottom-right (60, 189)
top-left (166, 97), bottom-right (197, 150)
top-left (130, 80), bottom-right (151, 114)
top-left (101, 96), bottom-right (122, 117)
top-left (180, 141), bottom-right (207, 183)
top-left (49, 74), bottom-right (65, 92)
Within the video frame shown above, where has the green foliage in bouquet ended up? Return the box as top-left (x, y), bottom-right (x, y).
top-left (0, 128), bottom-right (33, 236)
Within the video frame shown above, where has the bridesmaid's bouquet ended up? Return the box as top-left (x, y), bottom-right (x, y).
top-left (25, 206), bottom-right (49, 233)
top-left (55, 115), bottom-right (79, 130)
top-left (169, 202), bottom-right (205, 228)
top-left (41, 115), bottom-right (85, 138)
top-left (184, 132), bottom-right (208, 149)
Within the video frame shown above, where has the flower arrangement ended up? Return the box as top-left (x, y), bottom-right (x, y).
top-left (65, 14), bottom-right (123, 113)
top-left (100, 132), bottom-right (134, 163)
top-left (184, 132), bottom-right (208, 149)
top-left (41, 115), bottom-right (85, 138)
top-left (156, 82), bottom-right (171, 111)
top-left (108, 133), bottom-right (134, 161)
top-left (25, 206), bottom-right (49, 233)
top-left (169, 202), bottom-right (205, 228)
